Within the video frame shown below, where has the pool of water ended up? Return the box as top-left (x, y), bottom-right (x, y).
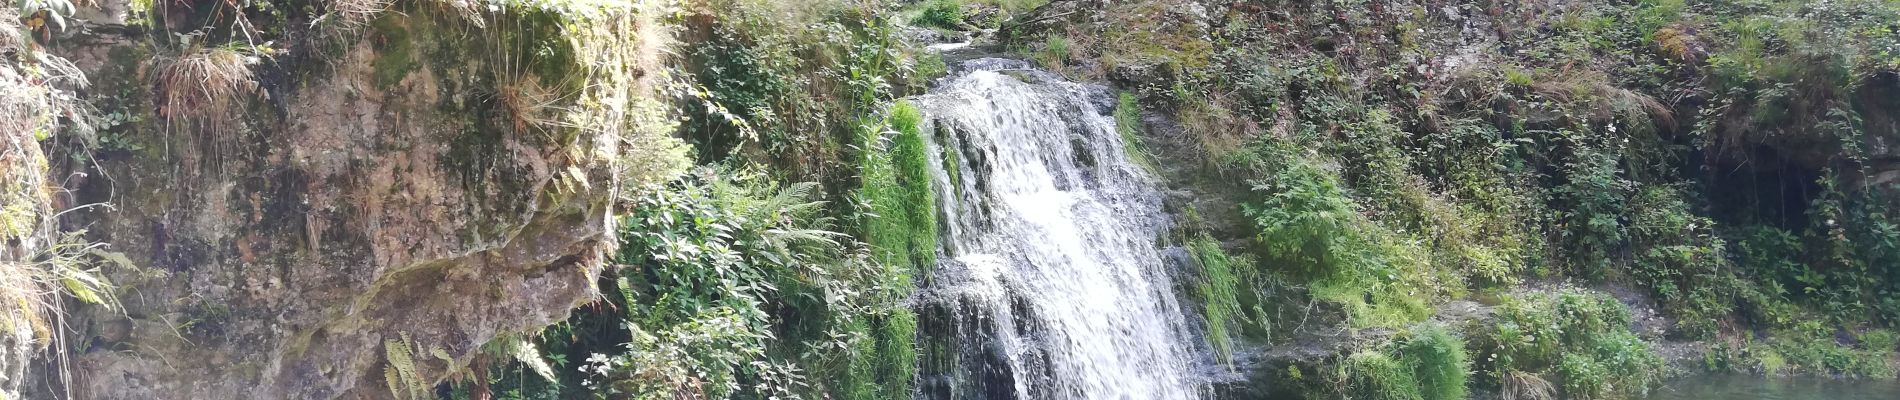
top-left (1642, 374), bottom-right (1900, 400)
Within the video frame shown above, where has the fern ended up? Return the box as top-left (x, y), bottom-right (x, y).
top-left (384, 333), bottom-right (428, 400)
top-left (510, 338), bottom-right (559, 383)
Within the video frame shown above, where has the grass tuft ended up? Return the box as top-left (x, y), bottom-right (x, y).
top-left (152, 45), bottom-right (258, 127)
top-left (1397, 326), bottom-right (1469, 400)
top-left (327, 0), bottom-right (393, 30)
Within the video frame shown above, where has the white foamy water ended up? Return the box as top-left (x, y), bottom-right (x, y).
top-left (911, 58), bottom-right (1201, 400)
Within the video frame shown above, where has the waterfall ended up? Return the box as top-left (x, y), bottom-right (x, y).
top-left (911, 58), bottom-right (1203, 400)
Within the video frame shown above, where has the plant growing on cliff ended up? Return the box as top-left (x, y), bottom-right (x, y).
top-left (151, 44), bottom-right (260, 128)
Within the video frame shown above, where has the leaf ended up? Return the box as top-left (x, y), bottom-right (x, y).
top-left (566, 165), bottom-right (592, 191)
top-left (89, 249), bottom-right (140, 270)
top-left (511, 338), bottom-right (559, 383)
top-left (60, 276), bottom-right (103, 305)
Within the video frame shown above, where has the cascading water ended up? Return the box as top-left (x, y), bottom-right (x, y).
top-left (911, 58), bottom-right (1204, 400)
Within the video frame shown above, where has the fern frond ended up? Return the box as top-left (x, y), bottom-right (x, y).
top-left (384, 366), bottom-right (402, 400)
top-left (510, 338), bottom-right (558, 383)
top-left (384, 334), bottom-right (426, 399)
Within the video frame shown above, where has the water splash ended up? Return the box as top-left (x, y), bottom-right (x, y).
top-left (912, 58), bottom-right (1201, 400)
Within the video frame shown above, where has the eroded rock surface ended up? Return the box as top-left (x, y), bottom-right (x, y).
top-left (41, 8), bottom-right (628, 399)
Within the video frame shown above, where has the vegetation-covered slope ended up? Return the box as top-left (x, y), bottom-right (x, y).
top-left (994, 0), bottom-right (1900, 398)
top-left (5, 0), bottom-right (1899, 399)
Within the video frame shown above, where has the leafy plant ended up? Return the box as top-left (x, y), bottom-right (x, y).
top-left (910, 0), bottom-right (965, 31)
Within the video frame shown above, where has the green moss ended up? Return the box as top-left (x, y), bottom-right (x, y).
top-left (370, 15), bottom-right (418, 89)
top-left (939, 138), bottom-right (962, 198)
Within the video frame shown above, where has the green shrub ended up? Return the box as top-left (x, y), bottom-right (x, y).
top-left (1628, 187), bottom-right (1735, 338)
top-left (1344, 351), bottom-right (1424, 400)
top-left (911, 0), bottom-right (965, 30)
top-left (1396, 327), bottom-right (1470, 400)
top-left (1557, 353), bottom-right (1610, 399)
top-left (1473, 290), bottom-right (1662, 399)
top-left (1242, 142), bottom-right (1433, 327)
top-left (1554, 144), bottom-right (1631, 277)
top-left (582, 170), bottom-right (880, 399)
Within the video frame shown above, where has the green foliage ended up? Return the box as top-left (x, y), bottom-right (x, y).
top-left (1188, 235), bottom-right (1247, 366)
top-left (1472, 290), bottom-right (1663, 399)
top-left (845, 101), bottom-right (936, 399)
top-left (1711, 322), bottom-right (1897, 378)
top-left (383, 332), bottom-right (451, 400)
top-left (678, 0), bottom-right (921, 179)
top-left (1241, 142), bottom-right (1431, 326)
top-left (1343, 350), bottom-right (1423, 400)
top-left (1114, 91), bottom-right (1156, 172)
top-left (1396, 326), bottom-right (1470, 400)
top-left (1554, 143), bottom-right (1632, 277)
top-left (1035, 34), bottom-right (1072, 70)
top-left (911, 0), bottom-right (965, 31)
top-left (861, 101), bottom-right (938, 280)
top-left (1242, 147), bottom-right (1367, 280)
top-left (496, 167), bottom-right (907, 400)
top-left (1628, 187), bottom-right (1735, 338)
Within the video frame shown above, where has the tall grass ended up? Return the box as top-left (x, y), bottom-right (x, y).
top-left (1344, 350), bottom-right (1424, 400)
top-left (1397, 326), bottom-right (1470, 400)
top-left (1188, 235), bottom-right (1246, 367)
top-left (849, 101), bottom-right (937, 400)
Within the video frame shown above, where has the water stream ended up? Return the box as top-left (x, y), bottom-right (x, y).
top-left (1641, 374), bottom-right (1900, 400)
top-left (909, 58), bottom-right (1204, 400)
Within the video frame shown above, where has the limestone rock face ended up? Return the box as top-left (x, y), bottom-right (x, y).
top-left (43, 9), bottom-right (625, 399)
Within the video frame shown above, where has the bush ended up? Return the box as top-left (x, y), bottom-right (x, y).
top-left (1473, 290), bottom-right (1663, 399)
top-left (1628, 187), bottom-right (1736, 338)
top-left (1344, 351), bottom-right (1424, 400)
top-left (911, 0), bottom-right (965, 30)
top-left (1241, 141), bottom-right (1437, 327)
top-left (1396, 326), bottom-right (1470, 400)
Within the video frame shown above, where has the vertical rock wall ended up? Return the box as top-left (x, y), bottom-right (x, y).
top-left (10, 2), bottom-right (675, 398)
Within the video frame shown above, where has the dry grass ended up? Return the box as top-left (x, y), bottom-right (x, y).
top-left (1528, 67), bottom-right (1675, 131)
top-left (329, 0), bottom-right (394, 30)
top-left (1177, 89), bottom-right (1263, 170)
top-left (1502, 370), bottom-right (1557, 400)
top-left (152, 46), bottom-right (258, 126)
top-left (432, 0), bottom-right (487, 28)
top-left (0, 8), bottom-right (23, 51)
top-left (495, 76), bottom-right (568, 136)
